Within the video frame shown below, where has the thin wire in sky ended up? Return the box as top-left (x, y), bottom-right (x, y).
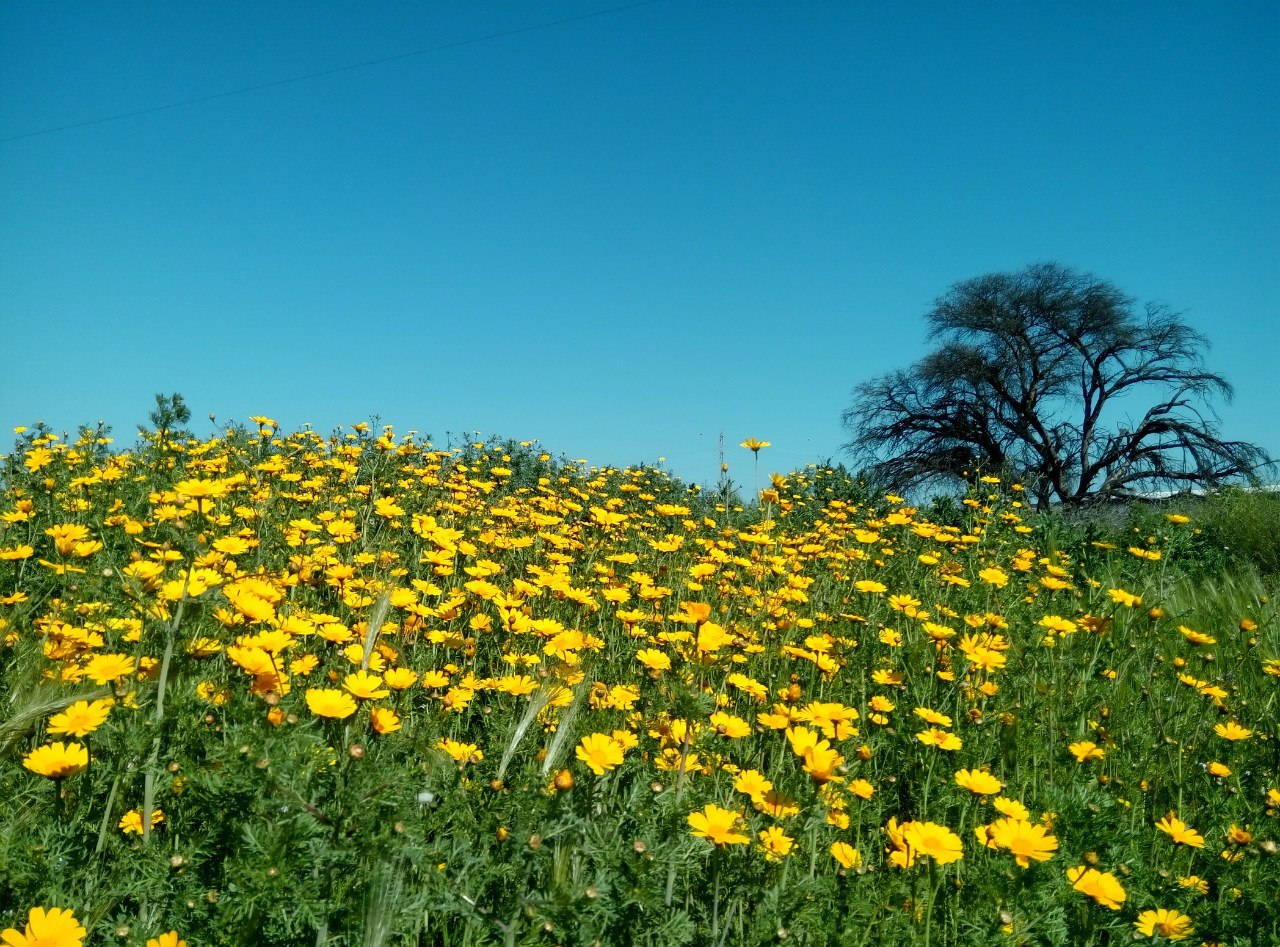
top-left (0, 0), bottom-right (668, 144)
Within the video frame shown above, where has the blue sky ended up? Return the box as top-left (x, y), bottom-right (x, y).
top-left (2, 1), bottom-right (1277, 489)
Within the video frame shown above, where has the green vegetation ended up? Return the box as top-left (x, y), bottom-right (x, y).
top-left (1, 418), bottom-right (1277, 946)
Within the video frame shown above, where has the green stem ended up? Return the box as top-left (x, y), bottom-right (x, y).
top-left (664, 731), bottom-right (695, 907)
top-left (144, 579), bottom-right (188, 845)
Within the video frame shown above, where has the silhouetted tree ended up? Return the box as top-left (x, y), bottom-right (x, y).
top-left (842, 263), bottom-right (1272, 507)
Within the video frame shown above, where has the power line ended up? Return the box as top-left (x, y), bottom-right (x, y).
top-left (1, 0), bottom-right (668, 144)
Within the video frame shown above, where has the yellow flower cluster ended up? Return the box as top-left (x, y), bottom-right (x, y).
top-left (2, 421), bottom-right (1275, 943)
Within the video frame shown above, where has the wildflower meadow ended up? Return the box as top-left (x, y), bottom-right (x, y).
top-left (1, 417), bottom-right (1276, 946)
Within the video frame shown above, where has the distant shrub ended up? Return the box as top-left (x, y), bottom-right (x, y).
top-left (1060, 488), bottom-right (1280, 579)
top-left (1191, 488), bottom-right (1280, 577)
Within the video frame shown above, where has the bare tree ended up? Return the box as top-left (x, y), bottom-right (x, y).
top-left (842, 263), bottom-right (1272, 507)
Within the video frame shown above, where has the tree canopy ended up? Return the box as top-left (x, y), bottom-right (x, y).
top-left (842, 263), bottom-right (1272, 507)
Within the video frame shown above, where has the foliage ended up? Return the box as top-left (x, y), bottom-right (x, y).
top-left (1, 417), bottom-right (1278, 946)
top-left (842, 263), bottom-right (1273, 508)
top-left (1177, 490), bottom-right (1280, 579)
top-left (138, 392), bottom-right (192, 446)
top-left (1046, 489), bottom-right (1280, 580)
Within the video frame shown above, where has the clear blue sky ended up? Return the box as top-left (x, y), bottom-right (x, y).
top-left (2, 1), bottom-right (1277, 489)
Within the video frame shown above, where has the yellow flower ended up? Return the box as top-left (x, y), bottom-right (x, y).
top-left (695, 621), bottom-right (735, 655)
top-left (1067, 866), bottom-right (1126, 909)
top-left (1225, 824), bottom-right (1252, 845)
top-left (1178, 625), bottom-right (1216, 645)
top-left (211, 536), bottom-right (252, 555)
top-left (688, 804), bottom-right (749, 846)
top-left (22, 447), bottom-right (53, 472)
top-left (733, 769), bottom-right (772, 801)
top-left (611, 728), bottom-right (638, 752)
top-left (1068, 740), bottom-right (1105, 762)
top-left (1038, 615), bottom-right (1077, 635)
top-left (885, 817), bottom-right (916, 868)
top-left (868, 695), bottom-right (895, 713)
top-left (575, 733), bottom-right (625, 776)
top-left (304, 688), bottom-right (357, 720)
top-left (739, 438), bottom-right (772, 452)
top-left (119, 807), bottom-right (165, 835)
top-left (675, 601), bottom-right (712, 624)
top-left (370, 707), bottom-right (401, 734)
top-left (1177, 875), bottom-right (1209, 895)
top-left (800, 740), bottom-right (844, 783)
top-left (589, 507), bottom-right (628, 528)
top-left (420, 670), bottom-right (451, 689)
top-left (437, 738), bottom-right (483, 765)
top-left (44, 523), bottom-right (90, 556)
top-left (709, 712), bottom-right (752, 739)
top-left (978, 567), bottom-right (1008, 587)
top-left (954, 768), bottom-right (1002, 795)
top-left (758, 826), bottom-right (794, 861)
top-left (901, 820), bottom-right (964, 865)
top-left (173, 478), bottom-right (232, 501)
top-left (196, 682), bottom-right (230, 705)
top-left (830, 841), bottom-right (862, 869)
top-left (325, 519), bottom-right (358, 542)
top-left (147, 932), bottom-right (187, 947)
top-left (36, 559), bottom-right (86, 576)
top-left (223, 586), bottom-right (276, 623)
top-left (848, 778), bottom-right (875, 800)
top-left (1155, 813), bottom-right (1205, 848)
top-left (383, 667), bottom-right (418, 690)
top-left (635, 648), bottom-right (671, 672)
top-left (47, 699), bottom-right (112, 738)
top-left (1213, 721), bottom-right (1252, 741)
top-left (1107, 588), bottom-right (1142, 607)
top-left (343, 669), bottom-right (390, 700)
top-left (1133, 908), bottom-right (1194, 940)
top-left (22, 742), bottom-right (89, 779)
top-left (986, 817), bottom-right (1058, 867)
top-left (916, 728), bottom-right (962, 751)
top-left (913, 707), bottom-right (953, 727)
top-left (1, 906), bottom-right (87, 947)
top-left (992, 797), bottom-right (1030, 820)
top-left (82, 653), bottom-right (137, 685)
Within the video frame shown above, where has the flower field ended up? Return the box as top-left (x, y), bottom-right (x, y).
top-left (1, 420), bottom-right (1277, 946)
